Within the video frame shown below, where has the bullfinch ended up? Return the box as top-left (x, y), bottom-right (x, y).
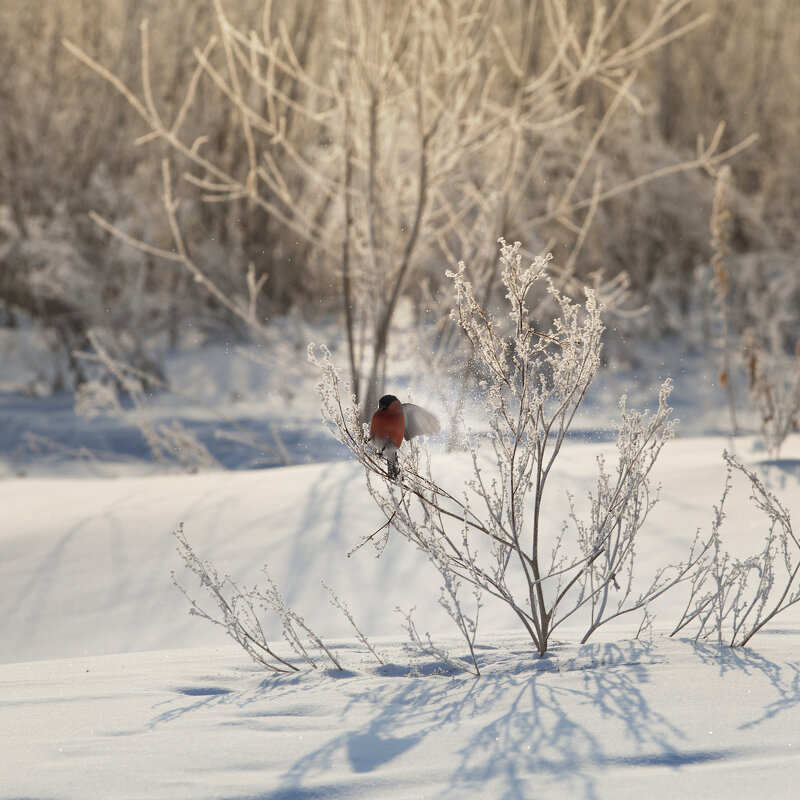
top-left (368, 394), bottom-right (440, 479)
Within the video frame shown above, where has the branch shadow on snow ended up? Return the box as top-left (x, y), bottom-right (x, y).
top-left (146, 636), bottom-right (800, 800)
top-left (225, 641), bottom-right (723, 799)
top-left (757, 458), bottom-right (800, 490)
top-left (689, 638), bottom-right (800, 729)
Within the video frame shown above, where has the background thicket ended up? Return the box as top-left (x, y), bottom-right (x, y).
top-left (1, 0), bottom-right (797, 399)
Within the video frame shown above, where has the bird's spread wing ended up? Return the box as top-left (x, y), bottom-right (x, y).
top-left (402, 403), bottom-right (441, 440)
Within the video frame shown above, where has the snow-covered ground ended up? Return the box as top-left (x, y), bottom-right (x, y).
top-left (1, 334), bottom-right (799, 798)
top-left (4, 630), bottom-right (800, 800)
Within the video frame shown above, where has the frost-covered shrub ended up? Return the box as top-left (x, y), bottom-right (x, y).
top-left (743, 328), bottom-right (800, 459)
top-left (58, 0), bottom-right (757, 413)
top-left (672, 452), bottom-right (800, 646)
top-left (707, 164), bottom-right (800, 453)
top-left (173, 524), bottom-right (343, 673)
top-left (173, 524), bottom-right (395, 673)
top-left (736, 253), bottom-right (800, 457)
top-left (313, 240), bottom-right (708, 657)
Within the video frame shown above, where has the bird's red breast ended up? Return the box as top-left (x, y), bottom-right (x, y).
top-left (369, 399), bottom-right (405, 448)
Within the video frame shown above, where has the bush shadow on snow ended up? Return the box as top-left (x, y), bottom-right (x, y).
top-left (151, 637), bottom-right (800, 799)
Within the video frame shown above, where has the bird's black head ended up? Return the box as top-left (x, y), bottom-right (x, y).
top-left (378, 394), bottom-right (400, 410)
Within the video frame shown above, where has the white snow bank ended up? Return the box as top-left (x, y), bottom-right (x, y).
top-left (2, 436), bottom-right (798, 665)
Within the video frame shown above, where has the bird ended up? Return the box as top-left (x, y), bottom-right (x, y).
top-left (368, 394), bottom-right (440, 479)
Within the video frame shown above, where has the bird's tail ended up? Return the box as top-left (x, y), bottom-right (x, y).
top-left (371, 438), bottom-right (400, 481)
top-left (387, 450), bottom-right (399, 481)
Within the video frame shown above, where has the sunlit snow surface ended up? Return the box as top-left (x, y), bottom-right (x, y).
top-left (3, 631), bottom-right (800, 800)
top-left (1, 338), bottom-right (799, 798)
